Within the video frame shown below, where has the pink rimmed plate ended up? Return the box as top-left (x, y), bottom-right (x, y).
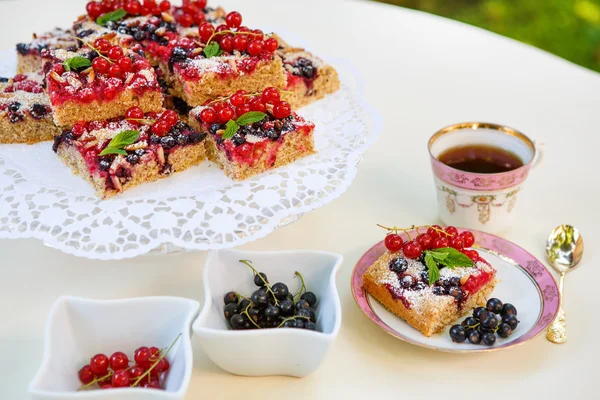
top-left (351, 229), bottom-right (559, 352)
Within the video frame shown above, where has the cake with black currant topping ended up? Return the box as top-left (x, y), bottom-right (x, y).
top-left (362, 225), bottom-right (497, 337)
top-left (53, 108), bottom-right (206, 198)
top-left (189, 87), bottom-right (315, 180)
top-left (16, 29), bottom-right (79, 75)
top-left (0, 73), bottom-right (60, 144)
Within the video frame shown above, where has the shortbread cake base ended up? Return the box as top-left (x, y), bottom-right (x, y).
top-left (16, 54), bottom-right (42, 75)
top-left (0, 117), bottom-right (59, 144)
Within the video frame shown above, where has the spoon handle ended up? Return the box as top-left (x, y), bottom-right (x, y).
top-left (546, 272), bottom-right (567, 344)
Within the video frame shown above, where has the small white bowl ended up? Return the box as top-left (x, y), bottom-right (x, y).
top-left (29, 296), bottom-right (199, 400)
top-left (192, 249), bottom-right (343, 378)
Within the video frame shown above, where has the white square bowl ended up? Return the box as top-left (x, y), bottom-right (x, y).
top-left (192, 249), bottom-right (343, 378)
top-left (29, 296), bottom-right (200, 400)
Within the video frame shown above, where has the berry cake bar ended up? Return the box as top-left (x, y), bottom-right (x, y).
top-left (53, 108), bottom-right (206, 198)
top-left (16, 28), bottom-right (78, 74)
top-left (362, 227), bottom-right (497, 337)
top-left (189, 87), bottom-right (315, 181)
top-left (0, 74), bottom-right (60, 144)
top-left (43, 44), bottom-right (163, 127)
top-left (276, 37), bottom-right (340, 109)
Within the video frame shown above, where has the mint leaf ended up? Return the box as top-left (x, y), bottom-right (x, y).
top-left (203, 42), bottom-right (223, 58)
top-left (99, 130), bottom-right (140, 156)
top-left (236, 111), bottom-right (266, 126)
top-left (221, 120), bottom-right (239, 140)
top-left (63, 56), bottom-right (91, 72)
top-left (424, 253), bottom-right (440, 285)
top-left (97, 8), bottom-right (127, 26)
top-left (427, 250), bottom-right (448, 261)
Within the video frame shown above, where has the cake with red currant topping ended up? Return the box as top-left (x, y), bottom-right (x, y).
top-left (52, 108), bottom-right (206, 198)
top-left (155, 11), bottom-right (286, 107)
top-left (189, 87), bottom-right (315, 181)
top-left (275, 36), bottom-right (340, 109)
top-left (0, 74), bottom-right (60, 144)
top-left (362, 226), bottom-right (497, 337)
top-left (42, 43), bottom-right (163, 127)
top-left (16, 28), bottom-right (78, 75)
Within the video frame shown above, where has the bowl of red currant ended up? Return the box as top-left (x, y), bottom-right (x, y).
top-left (28, 296), bottom-right (199, 399)
top-left (193, 249), bottom-right (343, 378)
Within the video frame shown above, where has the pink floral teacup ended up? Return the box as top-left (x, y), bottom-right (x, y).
top-left (428, 122), bottom-right (540, 234)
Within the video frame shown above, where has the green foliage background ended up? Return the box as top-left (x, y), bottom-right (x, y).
top-left (375, 0), bottom-right (600, 72)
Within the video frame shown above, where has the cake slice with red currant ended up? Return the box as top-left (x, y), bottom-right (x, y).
top-left (16, 28), bottom-right (79, 75)
top-left (0, 74), bottom-right (60, 144)
top-left (275, 36), bottom-right (340, 109)
top-left (155, 11), bottom-right (286, 107)
top-left (362, 226), bottom-right (497, 337)
top-left (42, 42), bottom-right (163, 127)
top-left (52, 108), bottom-right (206, 198)
top-left (188, 87), bottom-right (315, 181)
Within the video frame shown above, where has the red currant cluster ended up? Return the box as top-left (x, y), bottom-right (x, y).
top-left (86, 0), bottom-right (177, 19)
top-left (77, 345), bottom-right (171, 390)
top-left (173, 0), bottom-right (209, 27)
top-left (382, 225), bottom-right (479, 261)
top-left (199, 87), bottom-right (291, 124)
top-left (88, 38), bottom-right (136, 78)
top-left (125, 107), bottom-right (179, 135)
top-left (3, 75), bottom-right (44, 94)
top-left (198, 11), bottom-right (279, 56)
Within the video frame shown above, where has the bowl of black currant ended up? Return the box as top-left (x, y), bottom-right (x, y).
top-left (192, 249), bottom-right (343, 377)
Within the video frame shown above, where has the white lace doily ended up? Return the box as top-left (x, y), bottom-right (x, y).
top-left (0, 49), bottom-right (381, 260)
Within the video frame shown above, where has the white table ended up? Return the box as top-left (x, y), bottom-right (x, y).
top-left (1, 0), bottom-right (598, 398)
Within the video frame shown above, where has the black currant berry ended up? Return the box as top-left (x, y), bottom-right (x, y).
top-left (239, 299), bottom-right (251, 311)
top-left (278, 299), bottom-right (294, 316)
top-left (272, 282), bottom-right (289, 300)
top-left (305, 321), bottom-right (317, 330)
top-left (502, 303), bottom-right (518, 316)
top-left (250, 290), bottom-right (268, 308)
top-left (462, 317), bottom-right (478, 328)
top-left (264, 304), bottom-right (280, 319)
top-left (296, 309), bottom-right (310, 319)
top-left (449, 324), bottom-right (466, 343)
top-left (502, 314), bottom-right (519, 330)
top-left (468, 330), bottom-right (482, 344)
top-left (224, 291), bottom-right (238, 305)
top-left (389, 258), bottom-right (408, 274)
top-left (224, 303), bottom-right (239, 320)
top-left (253, 272), bottom-right (268, 287)
top-left (296, 299), bottom-right (310, 311)
top-left (229, 314), bottom-right (246, 330)
top-left (480, 312), bottom-right (498, 329)
top-left (301, 292), bottom-right (317, 307)
top-left (486, 298), bottom-right (503, 314)
top-left (473, 307), bottom-right (487, 320)
top-left (481, 332), bottom-right (496, 346)
top-left (497, 323), bottom-right (512, 338)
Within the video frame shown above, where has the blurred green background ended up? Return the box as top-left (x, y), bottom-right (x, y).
top-left (374, 0), bottom-right (600, 73)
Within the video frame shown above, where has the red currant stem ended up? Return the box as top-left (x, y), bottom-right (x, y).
top-left (131, 333), bottom-right (182, 388)
top-left (239, 260), bottom-right (279, 306)
top-left (126, 117), bottom-right (155, 125)
top-left (206, 90), bottom-right (293, 106)
top-left (276, 315), bottom-right (311, 328)
top-left (377, 224), bottom-right (452, 239)
top-left (240, 302), bottom-right (261, 329)
top-left (205, 30), bottom-right (263, 47)
top-left (293, 271), bottom-right (307, 303)
top-left (69, 35), bottom-right (114, 63)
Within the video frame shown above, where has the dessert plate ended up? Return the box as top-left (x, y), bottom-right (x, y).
top-left (0, 39), bottom-right (380, 260)
top-left (351, 229), bottom-right (559, 352)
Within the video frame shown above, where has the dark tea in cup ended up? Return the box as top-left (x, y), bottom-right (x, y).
top-left (437, 144), bottom-right (524, 174)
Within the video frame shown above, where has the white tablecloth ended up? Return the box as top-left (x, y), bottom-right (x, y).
top-left (0, 0), bottom-right (597, 398)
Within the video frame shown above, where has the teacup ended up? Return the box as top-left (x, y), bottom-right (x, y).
top-left (428, 122), bottom-right (539, 234)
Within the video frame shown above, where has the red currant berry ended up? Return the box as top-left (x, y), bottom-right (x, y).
top-left (264, 38), bottom-right (279, 52)
top-left (416, 233), bottom-right (434, 250)
top-left (450, 236), bottom-right (464, 250)
top-left (384, 233), bottom-right (403, 253)
top-left (102, 0), bottom-right (116, 12)
top-left (215, 24), bottom-right (228, 34)
top-left (111, 370), bottom-right (130, 388)
top-left (272, 101), bottom-right (291, 119)
top-left (235, 103), bottom-right (251, 117)
top-left (72, 121), bottom-right (87, 137)
top-left (218, 106), bottom-right (234, 122)
top-left (156, 358), bottom-right (170, 373)
top-left (108, 64), bottom-right (123, 78)
top-left (161, 110), bottom-right (179, 127)
top-left (94, 38), bottom-right (111, 54)
top-left (134, 346), bottom-right (151, 366)
top-left (225, 11), bottom-right (242, 28)
top-left (86, 1), bottom-right (103, 19)
top-left (249, 98), bottom-right (266, 112)
top-left (252, 29), bottom-right (264, 40)
top-left (432, 236), bottom-right (449, 249)
top-left (101, 383), bottom-right (113, 389)
top-left (124, 0), bottom-right (142, 14)
top-left (230, 93), bottom-right (245, 107)
top-left (159, 0), bottom-right (171, 12)
top-left (193, 11), bottom-right (205, 24)
top-left (463, 249), bottom-right (479, 262)
top-left (427, 224), bottom-right (443, 239)
top-left (129, 365), bottom-right (145, 381)
top-left (236, 143), bottom-right (253, 158)
top-left (152, 120), bottom-right (170, 135)
top-left (220, 35), bottom-right (234, 53)
top-left (233, 35), bottom-right (248, 52)
top-left (198, 22), bottom-right (214, 42)
top-left (78, 365), bottom-right (95, 385)
top-left (117, 56), bottom-right (133, 73)
top-left (109, 352), bottom-right (129, 371)
top-left (107, 46), bottom-right (124, 60)
top-left (196, 0), bottom-right (207, 8)
top-left (262, 87), bottom-right (280, 103)
top-left (247, 40), bottom-right (264, 56)
top-left (403, 240), bottom-right (423, 259)
top-left (104, 86), bottom-right (117, 100)
top-left (92, 57), bottom-right (110, 74)
top-left (178, 13), bottom-right (193, 27)
top-left (445, 226), bottom-right (459, 238)
top-left (125, 106), bottom-right (144, 120)
top-left (458, 231), bottom-right (475, 248)
top-left (89, 353), bottom-right (109, 375)
top-left (200, 108), bottom-right (217, 123)
top-left (237, 26), bottom-right (251, 33)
